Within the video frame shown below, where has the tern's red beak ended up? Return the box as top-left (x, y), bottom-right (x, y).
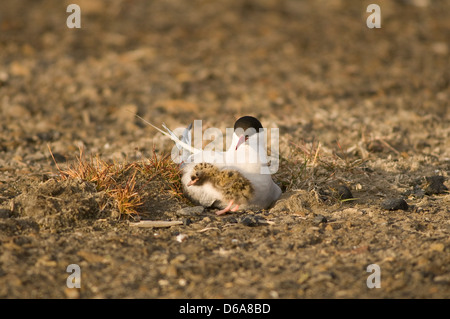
top-left (235, 135), bottom-right (247, 150)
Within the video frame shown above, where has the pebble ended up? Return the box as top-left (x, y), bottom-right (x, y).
top-left (176, 233), bottom-right (188, 243)
top-left (381, 198), bottom-right (409, 211)
top-left (223, 216), bottom-right (238, 224)
top-left (297, 273), bottom-right (309, 284)
top-left (313, 214), bottom-right (327, 225)
top-left (178, 278), bottom-right (187, 286)
top-left (176, 206), bottom-right (205, 216)
top-left (201, 216), bottom-right (212, 223)
top-left (424, 176), bottom-right (448, 195)
top-left (240, 215), bottom-right (263, 227)
top-left (336, 185), bottom-right (353, 200)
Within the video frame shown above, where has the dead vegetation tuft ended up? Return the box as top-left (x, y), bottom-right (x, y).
top-left (48, 145), bottom-right (183, 218)
top-left (275, 139), bottom-right (366, 201)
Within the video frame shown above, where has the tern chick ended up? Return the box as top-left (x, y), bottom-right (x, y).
top-left (187, 163), bottom-right (254, 215)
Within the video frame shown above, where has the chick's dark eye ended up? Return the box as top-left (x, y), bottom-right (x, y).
top-left (191, 176), bottom-right (196, 181)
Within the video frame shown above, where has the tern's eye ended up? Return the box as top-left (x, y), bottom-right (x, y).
top-left (191, 176), bottom-right (196, 181)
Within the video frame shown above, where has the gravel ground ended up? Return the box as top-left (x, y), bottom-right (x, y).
top-left (0, 0), bottom-right (449, 299)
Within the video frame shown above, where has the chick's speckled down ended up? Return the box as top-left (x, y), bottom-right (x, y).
top-left (190, 163), bottom-right (254, 205)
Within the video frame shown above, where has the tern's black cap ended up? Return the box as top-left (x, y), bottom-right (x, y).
top-left (234, 116), bottom-right (263, 134)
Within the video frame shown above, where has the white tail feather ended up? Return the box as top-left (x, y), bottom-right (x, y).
top-left (135, 114), bottom-right (199, 155)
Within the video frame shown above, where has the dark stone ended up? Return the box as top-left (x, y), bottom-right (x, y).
top-left (313, 214), bottom-right (327, 224)
top-left (223, 216), bottom-right (238, 224)
top-left (240, 215), bottom-right (262, 227)
top-left (336, 185), bottom-right (353, 200)
top-left (381, 198), bottom-right (409, 211)
top-left (424, 176), bottom-right (448, 195)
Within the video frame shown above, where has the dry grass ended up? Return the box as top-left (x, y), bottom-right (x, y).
top-left (136, 146), bottom-right (184, 200)
top-left (275, 139), bottom-right (365, 194)
top-left (48, 145), bottom-right (182, 218)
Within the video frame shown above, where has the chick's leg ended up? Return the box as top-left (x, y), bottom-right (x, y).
top-left (230, 204), bottom-right (240, 212)
top-left (216, 200), bottom-right (234, 215)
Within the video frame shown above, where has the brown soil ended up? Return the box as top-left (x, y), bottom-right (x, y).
top-left (0, 0), bottom-right (449, 299)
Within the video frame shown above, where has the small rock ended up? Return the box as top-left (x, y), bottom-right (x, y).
top-left (424, 176), bottom-right (448, 195)
top-left (336, 185), bottom-right (353, 200)
top-left (176, 206), bottom-right (204, 216)
top-left (240, 215), bottom-right (263, 227)
top-left (381, 198), bottom-right (409, 211)
top-left (201, 216), bottom-right (212, 223)
top-left (313, 214), bottom-right (327, 225)
top-left (176, 233), bottom-right (188, 243)
top-left (178, 278), bottom-right (187, 286)
top-left (158, 279), bottom-right (169, 286)
top-left (429, 243), bottom-right (444, 252)
top-left (297, 273), bottom-right (309, 284)
top-left (223, 216), bottom-right (238, 224)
